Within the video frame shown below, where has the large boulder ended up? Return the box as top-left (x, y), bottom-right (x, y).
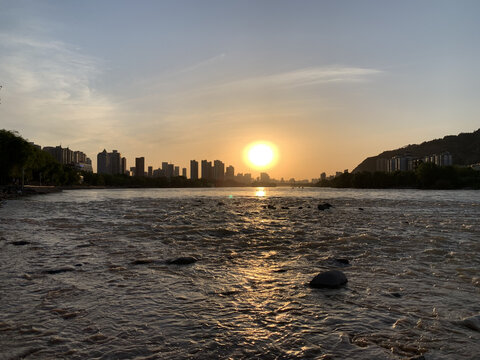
top-left (309, 270), bottom-right (348, 289)
top-left (460, 314), bottom-right (480, 332)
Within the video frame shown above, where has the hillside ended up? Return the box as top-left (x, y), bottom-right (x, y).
top-left (353, 129), bottom-right (480, 173)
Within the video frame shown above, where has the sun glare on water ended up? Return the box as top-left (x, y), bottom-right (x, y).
top-left (244, 142), bottom-right (278, 169)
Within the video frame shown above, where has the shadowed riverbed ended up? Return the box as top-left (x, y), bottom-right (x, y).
top-left (1, 188), bottom-right (479, 359)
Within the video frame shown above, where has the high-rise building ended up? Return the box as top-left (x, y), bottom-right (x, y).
top-left (190, 160), bottom-right (198, 180)
top-left (110, 150), bottom-right (121, 175)
top-left (201, 160), bottom-right (213, 180)
top-left (97, 149), bottom-right (123, 174)
top-left (225, 165), bottom-right (234, 180)
top-left (121, 157), bottom-right (127, 175)
top-left (167, 164), bottom-right (174, 178)
top-left (182, 168), bottom-right (187, 177)
top-left (260, 172), bottom-right (270, 182)
top-left (162, 162), bottom-right (169, 177)
top-left (148, 166), bottom-right (153, 177)
top-left (174, 166), bottom-right (180, 177)
top-left (135, 157), bottom-right (145, 177)
top-left (213, 160), bottom-right (225, 181)
top-left (97, 149), bottom-right (109, 174)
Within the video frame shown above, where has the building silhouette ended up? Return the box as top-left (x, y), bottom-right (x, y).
top-left (97, 149), bottom-right (124, 175)
top-left (225, 165), bottom-right (234, 180)
top-left (190, 160), bottom-right (198, 180)
top-left (135, 157), bottom-right (145, 176)
top-left (213, 160), bottom-right (225, 181)
top-left (201, 160), bottom-right (213, 180)
top-left (182, 168), bottom-right (187, 177)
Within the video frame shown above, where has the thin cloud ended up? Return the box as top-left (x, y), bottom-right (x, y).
top-left (0, 31), bottom-right (117, 146)
top-left (226, 66), bottom-right (383, 89)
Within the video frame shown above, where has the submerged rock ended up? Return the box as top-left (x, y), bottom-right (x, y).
top-left (11, 240), bottom-right (30, 246)
top-left (131, 258), bottom-right (155, 265)
top-left (460, 314), bottom-right (480, 332)
top-left (167, 256), bottom-right (197, 265)
top-left (334, 258), bottom-right (350, 265)
top-left (309, 270), bottom-right (348, 289)
top-left (317, 203), bottom-right (333, 211)
top-left (43, 267), bottom-right (76, 275)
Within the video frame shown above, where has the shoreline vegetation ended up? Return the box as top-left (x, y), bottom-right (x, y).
top-left (1, 129), bottom-right (479, 203)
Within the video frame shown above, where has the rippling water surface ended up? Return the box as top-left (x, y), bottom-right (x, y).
top-left (1, 187), bottom-right (479, 359)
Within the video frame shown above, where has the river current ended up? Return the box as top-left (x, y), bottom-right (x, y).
top-left (0, 187), bottom-right (479, 359)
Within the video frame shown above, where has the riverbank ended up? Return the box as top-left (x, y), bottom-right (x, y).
top-left (0, 185), bottom-right (61, 202)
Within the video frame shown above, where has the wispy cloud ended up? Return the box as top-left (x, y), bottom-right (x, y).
top-left (224, 66), bottom-right (383, 90)
top-left (0, 32), bottom-right (117, 146)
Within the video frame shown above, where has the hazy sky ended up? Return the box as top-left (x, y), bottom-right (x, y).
top-left (1, 0), bottom-right (479, 179)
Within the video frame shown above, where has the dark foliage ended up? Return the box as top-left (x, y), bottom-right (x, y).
top-left (0, 129), bottom-right (79, 186)
top-left (317, 163), bottom-right (480, 189)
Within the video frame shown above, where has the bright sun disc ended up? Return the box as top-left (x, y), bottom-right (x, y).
top-left (244, 142), bottom-right (277, 169)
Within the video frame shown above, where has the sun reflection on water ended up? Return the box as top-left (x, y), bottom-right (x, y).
top-left (255, 188), bottom-right (266, 197)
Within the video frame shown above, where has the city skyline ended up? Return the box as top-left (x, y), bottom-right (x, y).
top-left (1, 1), bottom-right (480, 178)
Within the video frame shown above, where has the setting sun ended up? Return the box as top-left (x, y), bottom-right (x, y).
top-left (244, 142), bottom-right (278, 169)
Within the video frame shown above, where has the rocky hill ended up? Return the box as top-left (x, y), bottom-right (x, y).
top-left (353, 129), bottom-right (480, 173)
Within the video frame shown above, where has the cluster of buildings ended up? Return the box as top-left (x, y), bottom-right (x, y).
top-left (42, 145), bottom-right (93, 172)
top-left (97, 149), bottom-right (128, 175)
top-left (376, 152), bottom-right (453, 173)
top-left (95, 150), bottom-right (288, 184)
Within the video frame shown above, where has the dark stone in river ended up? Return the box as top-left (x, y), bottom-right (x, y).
top-left (317, 203), bottom-right (333, 211)
top-left (11, 240), bottom-right (30, 246)
top-left (460, 314), bottom-right (480, 332)
top-left (43, 267), bottom-right (76, 274)
top-left (131, 258), bottom-right (155, 265)
top-left (167, 256), bottom-right (197, 265)
top-left (334, 258), bottom-right (350, 265)
top-left (309, 270), bottom-right (348, 289)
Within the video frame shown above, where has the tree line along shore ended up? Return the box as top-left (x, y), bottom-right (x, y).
top-left (1, 129), bottom-right (479, 196)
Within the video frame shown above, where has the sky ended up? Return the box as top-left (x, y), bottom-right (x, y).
top-left (1, 0), bottom-right (480, 179)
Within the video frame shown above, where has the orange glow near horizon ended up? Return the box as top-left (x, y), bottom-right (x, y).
top-left (243, 141), bottom-right (278, 171)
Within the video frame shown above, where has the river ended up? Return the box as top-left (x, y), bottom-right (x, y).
top-left (0, 187), bottom-right (479, 359)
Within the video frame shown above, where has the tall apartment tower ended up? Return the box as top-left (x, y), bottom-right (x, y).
top-left (148, 166), bottom-right (153, 177)
top-left (190, 160), bottom-right (199, 180)
top-left (201, 160), bottom-right (213, 180)
top-left (225, 165), bottom-right (234, 180)
top-left (174, 166), bottom-right (180, 177)
top-left (135, 157), bottom-right (145, 176)
top-left (121, 157), bottom-right (127, 175)
top-left (97, 149), bottom-right (109, 174)
top-left (167, 164), bottom-right (174, 178)
top-left (110, 150), bottom-right (122, 175)
top-left (213, 160), bottom-right (225, 181)
top-left (182, 168), bottom-right (187, 177)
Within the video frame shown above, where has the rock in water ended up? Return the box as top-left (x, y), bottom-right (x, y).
top-left (167, 256), bottom-right (197, 265)
top-left (309, 270), bottom-right (348, 289)
top-left (43, 267), bottom-right (76, 275)
top-left (11, 240), bottom-right (30, 246)
top-left (460, 314), bottom-right (480, 331)
top-left (318, 203), bottom-right (333, 211)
